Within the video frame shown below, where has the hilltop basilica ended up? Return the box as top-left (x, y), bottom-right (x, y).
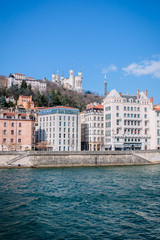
top-left (52, 69), bottom-right (83, 92)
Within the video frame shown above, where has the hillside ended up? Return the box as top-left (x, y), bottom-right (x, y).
top-left (0, 77), bottom-right (104, 111)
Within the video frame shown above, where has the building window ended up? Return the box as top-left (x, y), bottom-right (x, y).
top-left (144, 107), bottom-right (147, 112)
top-left (3, 130), bottom-right (6, 135)
top-left (19, 130), bottom-right (21, 135)
top-left (105, 114), bottom-right (111, 120)
top-left (105, 106), bottom-right (111, 111)
top-left (11, 122), bottom-right (14, 127)
top-left (116, 106), bottom-right (119, 110)
top-left (19, 123), bottom-right (21, 127)
top-left (11, 139), bottom-right (14, 143)
top-left (11, 130), bottom-right (14, 135)
top-left (18, 139), bottom-right (21, 143)
top-left (106, 130), bottom-right (111, 136)
top-left (116, 113), bottom-right (119, 117)
top-left (4, 122), bottom-right (6, 127)
top-left (144, 114), bottom-right (147, 118)
top-left (59, 133), bottom-right (61, 138)
top-left (124, 106), bottom-right (126, 111)
top-left (106, 122), bottom-right (111, 128)
top-left (3, 138), bottom-right (6, 143)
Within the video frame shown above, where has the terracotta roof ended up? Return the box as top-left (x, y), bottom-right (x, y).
top-left (14, 73), bottom-right (25, 76)
top-left (45, 106), bottom-right (78, 110)
top-left (87, 104), bottom-right (104, 110)
top-left (4, 113), bottom-right (15, 116)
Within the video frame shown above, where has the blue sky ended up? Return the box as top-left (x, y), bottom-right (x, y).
top-left (0, 0), bottom-right (160, 103)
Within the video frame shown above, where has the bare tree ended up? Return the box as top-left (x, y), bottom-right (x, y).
top-left (36, 141), bottom-right (48, 151)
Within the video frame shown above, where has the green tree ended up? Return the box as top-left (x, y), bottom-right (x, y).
top-left (34, 91), bottom-right (42, 107)
top-left (20, 80), bottom-right (27, 89)
top-left (0, 95), bottom-right (7, 108)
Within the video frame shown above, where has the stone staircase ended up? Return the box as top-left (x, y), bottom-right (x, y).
top-left (6, 152), bottom-right (29, 165)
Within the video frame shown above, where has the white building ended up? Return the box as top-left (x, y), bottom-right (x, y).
top-left (52, 70), bottom-right (83, 92)
top-left (82, 103), bottom-right (104, 151)
top-left (103, 89), bottom-right (154, 151)
top-left (8, 73), bottom-right (47, 93)
top-left (37, 106), bottom-right (81, 151)
top-left (150, 104), bottom-right (160, 149)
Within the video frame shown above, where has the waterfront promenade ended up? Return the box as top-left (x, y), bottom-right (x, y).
top-left (0, 150), bottom-right (160, 168)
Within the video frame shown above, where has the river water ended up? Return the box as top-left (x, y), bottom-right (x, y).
top-left (0, 165), bottom-right (160, 240)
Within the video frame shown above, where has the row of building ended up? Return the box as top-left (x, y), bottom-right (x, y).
top-left (0, 88), bottom-right (159, 151)
top-left (0, 69), bottom-right (83, 93)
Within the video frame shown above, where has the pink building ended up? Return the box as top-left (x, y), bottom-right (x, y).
top-left (0, 110), bottom-right (35, 151)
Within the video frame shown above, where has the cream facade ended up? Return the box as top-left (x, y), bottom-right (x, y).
top-left (8, 73), bottom-right (47, 93)
top-left (103, 89), bottom-right (153, 151)
top-left (150, 105), bottom-right (160, 149)
top-left (82, 103), bottom-right (104, 151)
top-left (52, 70), bottom-right (83, 92)
top-left (37, 106), bottom-right (81, 151)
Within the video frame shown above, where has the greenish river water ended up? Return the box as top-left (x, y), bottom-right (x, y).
top-left (0, 165), bottom-right (160, 239)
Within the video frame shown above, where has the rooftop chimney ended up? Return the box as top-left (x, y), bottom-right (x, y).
top-left (150, 97), bottom-right (153, 103)
top-left (145, 90), bottom-right (147, 97)
top-left (137, 90), bottom-right (139, 99)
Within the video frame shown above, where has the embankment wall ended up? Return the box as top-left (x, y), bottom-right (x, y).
top-left (0, 150), bottom-right (160, 168)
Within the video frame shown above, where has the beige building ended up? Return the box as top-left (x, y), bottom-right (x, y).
top-left (150, 104), bottom-right (160, 149)
top-left (8, 73), bottom-right (47, 93)
top-left (0, 109), bottom-right (35, 151)
top-left (82, 103), bottom-right (104, 151)
top-left (17, 95), bottom-right (35, 109)
top-left (0, 75), bottom-right (8, 88)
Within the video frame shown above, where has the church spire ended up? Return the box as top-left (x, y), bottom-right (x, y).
top-left (104, 75), bottom-right (107, 96)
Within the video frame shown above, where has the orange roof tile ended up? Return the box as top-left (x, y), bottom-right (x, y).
top-left (44, 106), bottom-right (78, 110)
top-left (14, 73), bottom-right (25, 76)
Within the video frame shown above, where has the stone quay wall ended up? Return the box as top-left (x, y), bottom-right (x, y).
top-left (0, 150), bottom-right (160, 168)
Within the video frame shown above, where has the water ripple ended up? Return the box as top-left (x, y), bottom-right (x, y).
top-left (0, 165), bottom-right (160, 239)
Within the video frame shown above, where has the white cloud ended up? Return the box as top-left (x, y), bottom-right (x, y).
top-left (101, 64), bottom-right (117, 74)
top-left (122, 59), bottom-right (160, 78)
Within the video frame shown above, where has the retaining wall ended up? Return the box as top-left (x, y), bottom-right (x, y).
top-left (0, 150), bottom-right (160, 168)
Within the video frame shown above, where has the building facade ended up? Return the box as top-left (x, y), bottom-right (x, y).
top-left (37, 106), bottom-right (81, 151)
top-left (17, 95), bottom-right (35, 109)
top-left (150, 104), bottom-right (160, 149)
top-left (0, 75), bottom-right (8, 88)
top-left (8, 73), bottom-right (47, 93)
top-left (52, 70), bottom-right (83, 92)
top-left (103, 89), bottom-right (153, 151)
top-left (82, 103), bottom-right (104, 151)
top-left (0, 109), bottom-right (35, 151)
